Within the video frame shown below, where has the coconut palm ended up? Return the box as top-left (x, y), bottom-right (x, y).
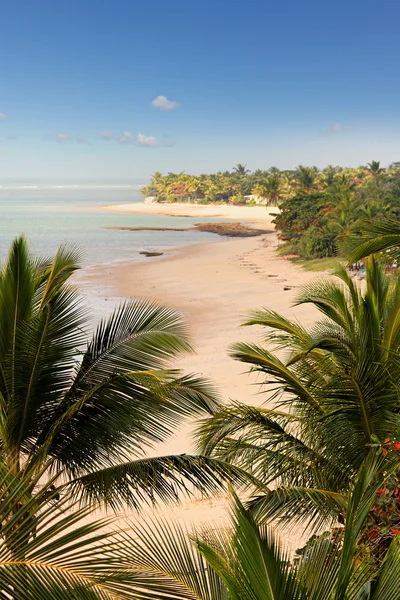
top-left (367, 161), bottom-right (384, 176)
top-left (295, 166), bottom-right (320, 192)
top-left (323, 182), bottom-right (363, 236)
top-left (0, 461), bottom-right (226, 599)
top-left (232, 164), bottom-right (250, 176)
top-left (323, 165), bottom-right (338, 187)
top-left (0, 236), bottom-right (244, 514)
top-left (127, 453), bottom-right (400, 600)
top-left (343, 217), bottom-right (400, 264)
top-left (253, 173), bottom-right (288, 206)
top-left (198, 257), bottom-right (400, 530)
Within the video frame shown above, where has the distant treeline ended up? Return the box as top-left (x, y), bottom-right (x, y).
top-left (142, 161), bottom-right (400, 260)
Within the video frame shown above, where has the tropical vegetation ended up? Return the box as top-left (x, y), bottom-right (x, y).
top-left (124, 454), bottom-right (400, 600)
top-left (141, 162), bottom-right (400, 260)
top-left (2, 451), bottom-right (399, 599)
top-left (0, 236), bottom-right (244, 516)
top-left (141, 164), bottom-right (289, 205)
top-left (2, 230), bottom-right (400, 596)
top-left (199, 257), bottom-right (400, 551)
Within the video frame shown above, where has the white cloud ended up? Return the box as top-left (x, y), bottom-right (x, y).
top-left (322, 123), bottom-right (354, 135)
top-left (136, 132), bottom-right (157, 146)
top-left (45, 133), bottom-right (90, 144)
top-left (151, 95), bottom-right (180, 111)
top-left (116, 131), bottom-right (135, 145)
top-left (99, 131), bottom-right (115, 139)
top-left (116, 131), bottom-right (170, 147)
top-left (0, 113), bottom-right (7, 120)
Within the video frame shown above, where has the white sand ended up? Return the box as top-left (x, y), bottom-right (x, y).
top-left (101, 201), bottom-right (278, 221)
top-left (81, 203), bottom-right (332, 548)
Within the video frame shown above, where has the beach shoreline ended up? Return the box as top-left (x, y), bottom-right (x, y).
top-left (100, 200), bottom-right (279, 222)
top-left (80, 204), bottom-right (329, 445)
top-left (78, 203), bottom-right (331, 547)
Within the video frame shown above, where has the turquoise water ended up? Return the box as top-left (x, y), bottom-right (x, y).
top-left (0, 185), bottom-right (219, 266)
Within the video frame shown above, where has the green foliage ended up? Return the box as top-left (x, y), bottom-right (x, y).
top-left (343, 217), bottom-right (400, 264)
top-left (273, 193), bottom-right (337, 258)
top-left (274, 193), bottom-right (326, 239)
top-left (0, 465), bottom-right (211, 599)
top-left (0, 236), bottom-right (245, 515)
top-left (265, 161), bottom-right (400, 262)
top-left (141, 165), bottom-right (290, 204)
top-left (125, 455), bottom-right (400, 600)
top-left (298, 225), bottom-right (337, 258)
top-left (141, 164), bottom-right (400, 265)
top-left (198, 258), bottom-right (400, 537)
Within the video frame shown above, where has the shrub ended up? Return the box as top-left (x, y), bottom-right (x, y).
top-left (298, 225), bottom-right (337, 258)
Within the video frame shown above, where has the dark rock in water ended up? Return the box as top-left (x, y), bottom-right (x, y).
top-left (105, 222), bottom-right (271, 238)
top-left (140, 251), bottom-right (164, 257)
top-left (193, 222), bottom-right (269, 237)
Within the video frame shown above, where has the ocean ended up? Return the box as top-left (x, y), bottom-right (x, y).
top-left (0, 183), bottom-right (219, 267)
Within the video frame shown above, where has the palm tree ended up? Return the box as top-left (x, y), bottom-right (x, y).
top-left (367, 160), bottom-right (384, 176)
top-left (233, 164), bottom-right (250, 176)
top-left (295, 165), bottom-right (320, 192)
top-left (253, 173), bottom-right (288, 206)
top-left (0, 236), bottom-right (244, 514)
top-left (323, 165), bottom-right (338, 187)
top-left (343, 217), bottom-right (400, 264)
top-left (0, 467), bottom-right (151, 598)
top-left (0, 461), bottom-right (244, 599)
top-left (323, 182), bottom-right (363, 237)
top-left (127, 453), bottom-right (400, 600)
top-left (198, 257), bottom-right (400, 530)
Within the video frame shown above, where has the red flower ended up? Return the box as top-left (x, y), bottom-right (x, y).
top-left (393, 442), bottom-right (400, 450)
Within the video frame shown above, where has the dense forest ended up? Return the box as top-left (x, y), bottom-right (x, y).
top-left (142, 161), bottom-right (400, 260)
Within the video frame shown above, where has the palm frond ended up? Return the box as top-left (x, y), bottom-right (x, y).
top-left (0, 466), bottom-right (194, 600)
top-left (248, 486), bottom-right (347, 533)
top-left (370, 536), bottom-right (400, 600)
top-left (230, 343), bottom-right (324, 414)
top-left (342, 217), bottom-right (400, 264)
top-left (197, 492), bottom-right (303, 600)
top-left (69, 454), bottom-right (252, 510)
top-left (125, 516), bottom-right (227, 600)
top-left (45, 371), bottom-right (220, 478)
top-left (196, 404), bottom-right (340, 490)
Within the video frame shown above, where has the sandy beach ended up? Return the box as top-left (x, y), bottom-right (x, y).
top-left (101, 201), bottom-right (276, 221)
top-left (81, 202), bottom-right (331, 545)
top-left (89, 203), bottom-right (324, 417)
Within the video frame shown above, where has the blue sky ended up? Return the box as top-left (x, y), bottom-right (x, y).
top-left (1, 0), bottom-right (400, 180)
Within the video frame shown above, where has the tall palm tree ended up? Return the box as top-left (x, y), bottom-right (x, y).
top-left (127, 453), bottom-right (400, 600)
top-left (323, 182), bottom-right (363, 237)
top-left (367, 161), bottom-right (384, 176)
top-left (295, 165), bottom-right (320, 192)
top-left (232, 164), bottom-right (250, 176)
top-left (0, 236), bottom-right (244, 514)
top-left (198, 257), bottom-right (400, 530)
top-left (323, 165), bottom-right (338, 187)
top-left (253, 173), bottom-right (288, 206)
